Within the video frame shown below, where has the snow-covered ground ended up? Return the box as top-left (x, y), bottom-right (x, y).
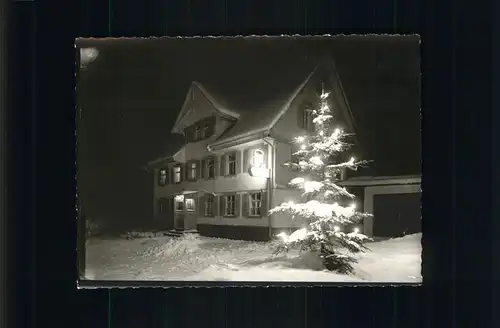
top-left (85, 232), bottom-right (422, 283)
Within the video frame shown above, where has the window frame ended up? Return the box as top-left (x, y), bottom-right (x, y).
top-left (175, 199), bottom-right (184, 212)
top-left (188, 162), bottom-right (197, 180)
top-left (204, 196), bottom-right (214, 216)
top-left (224, 195), bottom-right (236, 216)
top-left (202, 123), bottom-right (209, 139)
top-left (158, 168), bottom-right (168, 186)
top-left (206, 158), bottom-right (215, 179)
top-left (252, 149), bottom-right (265, 168)
top-left (194, 125), bottom-right (201, 140)
top-left (173, 165), bottom-right (181, 183)
top-left (249, 193), bottom-right (262, 217)
top-left (227, 153), bottom-right (236, 176)
top-left (185, 198), bottom-right (195, 212)
top-left (303, 108), bottom-right (314, 132)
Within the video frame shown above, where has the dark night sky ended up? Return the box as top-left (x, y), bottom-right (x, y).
top-left (76, 36), bottom-right (420, 229)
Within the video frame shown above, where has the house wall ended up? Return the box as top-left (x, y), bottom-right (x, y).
top-left (153, 139), bottom-right (273, 235)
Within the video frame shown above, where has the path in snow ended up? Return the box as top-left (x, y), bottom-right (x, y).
top-left (85, 233), bottom-right (422, 283)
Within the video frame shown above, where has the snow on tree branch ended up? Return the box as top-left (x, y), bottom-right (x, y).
top-left (269, 87), bottom-right (374, 274)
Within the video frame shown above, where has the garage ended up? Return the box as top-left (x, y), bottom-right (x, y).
top-left (339, 175), bottom-right (421, 237)
top-left (372, 192), bottom-right (421, 237)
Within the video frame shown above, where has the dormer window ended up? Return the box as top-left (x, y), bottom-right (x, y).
top-left (202, 124), bottom-right (209, 138)
top-left (252, 149), bottom-right (265, 168)
top-left (194, 126), bottom-right (201, 140)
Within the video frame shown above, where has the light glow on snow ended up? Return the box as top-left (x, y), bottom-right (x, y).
top-left (85, 233), bottom-right (422, 283)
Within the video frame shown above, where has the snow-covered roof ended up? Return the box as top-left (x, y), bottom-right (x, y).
top-left (194, 59), bottom-right (322, 145)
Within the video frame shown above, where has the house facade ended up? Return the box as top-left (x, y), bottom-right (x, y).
top-left (145, 57), bottom-right (421, 241)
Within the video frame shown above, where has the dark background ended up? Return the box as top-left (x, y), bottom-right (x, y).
top-left (6, 0), bottom-right (496, 327)
top-left (76, 36), bottom-right (421, 231)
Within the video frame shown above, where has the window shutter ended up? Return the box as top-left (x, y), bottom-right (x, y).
top-left (214, 156), bottom-right (220, 177)
top-left (236, 151), bottom-right (242, 174)
top-left (261, 145), bottom-right (268, 169)
top-left (170, 166), bottom-right (175, 183)
top-left (206, 120), bottom-right (215, 138)
top-left (220, 155), bottom-right (226, 176)
top-left (213, 195), bottom-right (220, 217)
top-left (195, 160), bottom-right (201, 180)
top-left (242, 193), bottom-right (249, 218)
top-left (199, 194), bottom-right (206, 216)
top-left (260, 191), bottom-right (268, 217)
top-left (243, 149), bottom-right (250, 173)
top-left (157, 170), bottom-right (161, 186)
top-left (201, 159), bottom-right (206, 179)
top-left (235, 194), bottom-right (241, 217)
top-left (220, 195), bottom-right (225, 217)
top-left (185, 162), bottom-right (191, 181)
top-left (178, 164), bottom-right (184, 182)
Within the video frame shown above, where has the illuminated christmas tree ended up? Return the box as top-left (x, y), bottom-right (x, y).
top-left (269, 87), bottom-right (373, 274)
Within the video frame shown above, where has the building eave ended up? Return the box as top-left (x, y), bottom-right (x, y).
top-left (338, 175), bottom-right (421, 187)
top-left (207, 128), bottom-right (270, 151)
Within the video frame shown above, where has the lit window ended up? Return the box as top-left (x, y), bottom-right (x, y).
top-left (174, 166), bottom-right (181, 183)
top-left (204, 196), bottom-right (214, 216)
top-left (252, 149), bottom-right (265, 168)
top-left (158, 169), bottom-right (167, 186)
top-left (188, 162), bottom-right (197, 180)
top-left (206, 158), bottom-right (215, 179)
top-left (227, 153), bottom-right (236, 175)
top-left (185, 199), bottom-right (195, 212)
top-left (224, 195), bottom-right (236, 216)
top-left (249, 193), bottom-right (262, 217)
top-left (194, 126), bottom-right (201, 140)
top-left (175, 199), bottom-right (184, 211)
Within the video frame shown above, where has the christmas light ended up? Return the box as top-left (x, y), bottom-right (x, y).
top-left (353, 227), bottom-right (360, 233)
top-left (301, 144), bottom-right (306, 150)
top-left (319, 130), bottom-right (324, 136)
top-left (297, 136), bottom-right (305, 143)
top-left (350, 202), bottom-right (356, 209)
top-left (334, 226), bottom-right (340, 232)
top-left (310, 156), bottom-right (323, 166)
top-left (320, 92), bottom-right (330, 99)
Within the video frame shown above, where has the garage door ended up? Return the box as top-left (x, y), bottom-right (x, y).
top-left (373, 192), bottom-right (421, 238)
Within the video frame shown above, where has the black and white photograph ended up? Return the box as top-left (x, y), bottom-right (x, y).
top-left (77, 35), bottom-right (421, 283)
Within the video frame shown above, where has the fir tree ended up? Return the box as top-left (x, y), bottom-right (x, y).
top-left (269, 87), bottom-right (373, 274)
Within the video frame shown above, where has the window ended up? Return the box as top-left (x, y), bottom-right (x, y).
top-left (158, 169), bottom-right (167, 186)
top-left (185, 199), bottom-right (195, 212)
top-left (194, 126), bottom-right (201, 140)
top-left (227, 153), bottom-right (236, 175)
top-left (303, 108), bottom-right (314, 132)
top-left (206, 158), bottom-right (215, 179)
top-left (204, 196), bottom-right (214, 216)
top-left (224, 195), bottom-right (236, 216)
top-left (174, 166), bottom-right (181, 183)
top-left (249, 193), bottom-right (262, 217)
top-left (202, 124), bottom-right (209, 138)
top-left (175, 199), bottom-right (184, 211)
top-left (252, 149), bottom-right (265, 168)
top-left (188, 162), bottom-right (197, 180)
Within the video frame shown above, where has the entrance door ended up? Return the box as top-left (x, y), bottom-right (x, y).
top-left (158, 198), bottom-right (174, 230)
top-left (373, 192), bottom-right (421, 237)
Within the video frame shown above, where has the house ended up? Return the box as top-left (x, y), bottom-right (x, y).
top-left (144, 56), bottom-right (421, 241)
